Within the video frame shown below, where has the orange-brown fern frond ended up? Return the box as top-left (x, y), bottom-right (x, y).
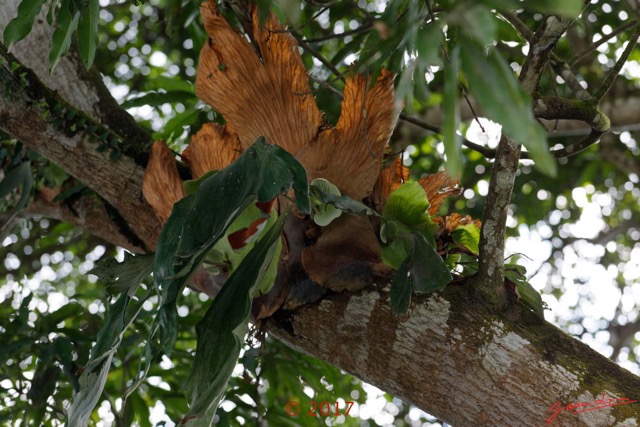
top-left (196, 2), bottom-right (323, 156)
top-left (142, 141), bottom-right (185, 222)
top-left (182, 124), bottom-right (242, 179)
top-left (419, 171), bottom-right (462, 215)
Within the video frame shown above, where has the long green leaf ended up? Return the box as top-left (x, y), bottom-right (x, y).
top-left (460, 41), bottom-right (556, 177)
top-left (442, 46), bottom-right (462, 178)
top-left (390, 261), bottom-right (412, 315)
top-left (91, 252), bottom-right (155, 294)
top-left (66, 290), bottom-right (150, 426)
top-left (49, 0), bottom-right (81, 72)
top-left (182, 213), bottom-right (287, 426)
top-left (77, 0), bottom-right (99, 68)
top-left (2, 0), bottom-right (47, 51)
top-left (123, 138), bottom-right (309, 409)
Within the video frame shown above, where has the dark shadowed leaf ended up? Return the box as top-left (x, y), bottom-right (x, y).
top-left (91, 252), bottom-right (155, 294)
top-left (505, 264), bottom-right (545, 320)
top-left (183, 213), bottom-right (287, 425)
top-left (49, 0), bottom-right (81, 72)
top-left (67, 290), bottom-right (150, 426)
top-left (2, 0), bottom-right (47, 51)
top-left (77, 0), bottom-right (99, 68)
top-left (442, 46), bottom-right (462, 178)
top-left (460, 41), bottom-right (556, 177)
top-left (390, 260), bottom-right (412, 315)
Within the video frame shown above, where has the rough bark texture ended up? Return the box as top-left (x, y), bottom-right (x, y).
top-left (268, 286), bottom-right (640, 426)
top-left (476, 16), bottom-right (575, 307)
top-left (1, 4), bottom-right (640, 426)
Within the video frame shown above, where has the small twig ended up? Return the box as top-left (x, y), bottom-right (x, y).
top-left (399, 113), bottom-right (496, 158)
top-left (304, 22), bottom-right (373, 42)
top-left (571, 20), bottom-right (638, 65)
top-left (521, 129), bottom-right (603, 159)
top-left (293, 32), bottom-right (346, 82)
top-left (593, 23), bottom-right (640, 102)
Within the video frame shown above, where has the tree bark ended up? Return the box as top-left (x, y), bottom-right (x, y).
top-left (268, 286), bottom-right (640, 426)
top-left (2, 4), bottom-right (640, 427)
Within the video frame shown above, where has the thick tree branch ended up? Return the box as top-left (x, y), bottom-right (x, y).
top-left (267, 286), bottom-right (640, 426)
top-left (9, 193), bottom-right (144, 252)
top-left (0, 51), bottom-right (161, 251)
top-left (0, 5), bottom-right (152, 165)
top-left (475, 16), bottom-right (575, 308)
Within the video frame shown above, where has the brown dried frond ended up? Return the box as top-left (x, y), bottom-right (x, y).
top-left (370, 156), bottom-right (409, 212)
top-left (434, 213), bottom-right (482, 235)
top-left (301, 215), bottom-right (382, 291)
top-left (196, 2), bottom-right (323, 155)
top-left (296, 70), bottom-right (397, 200)
top-left (142, 141), bottom-right (185, 223)
top-left (419, 171), bottom-right (462, 215)
top-left (182, 124), bottom-right (242, 178)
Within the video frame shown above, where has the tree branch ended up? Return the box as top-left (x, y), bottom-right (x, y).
top-left (0, 6), bottom-right (152, 165)
top-left (267, 285), bottom-right (640, 426)
top-left (475, 16), bottom-right (575, 308)
top-left (594, 23), bottom-right (640, 102)
top-left (0, 50), bottom-right (161, 251)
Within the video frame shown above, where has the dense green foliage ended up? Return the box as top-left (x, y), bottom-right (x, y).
top-left (2, 0), bottom-right (640, 425)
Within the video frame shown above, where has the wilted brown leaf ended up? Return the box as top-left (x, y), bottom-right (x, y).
top-left (301, 215), bottom-right (384, 292)
top-left (182, 124), bottom-right (242, 179)
top-left (370, 156), bottom-right (409, 212)
top-left (297, 70), bottom-right (397, 200)
top-left (196, 2), bottom-right (323, 156)
top-left (196, 2), bottom-right (397, 201)
top-left (419, 171), bottom-right (462, 215)
top-left (142, 141), bottom-right (185, 222)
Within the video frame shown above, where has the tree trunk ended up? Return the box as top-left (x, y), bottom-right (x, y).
top-left (2, 4), bottom-right (640, 426)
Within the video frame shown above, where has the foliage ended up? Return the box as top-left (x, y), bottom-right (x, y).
top-left (1, 0), bottom-right (640, 425)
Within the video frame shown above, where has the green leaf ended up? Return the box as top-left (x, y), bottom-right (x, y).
top-left (2, 0), bottom-right (47, 51)
top-left (387, 232), bottom-right (452, 314)
top-left (183, 170), bottom-right (218, 195)
top-left (460, 41), bottom-right (556, 177)
top-left (416, 22), bottom-right (443, 66)
top-left (408, 232), bottom-right (452, 294)
top-left (77, 0), bottom-right (99, 68)
top-left (390, 261), bottom-right (412, 315)
top-left (310, 178), bottom-right (379, 226)
top-left (183, 214), bottom-right (287, 425)
top-left (67, 290), bottom-right (150, 426)
top-left (49, 0), bottom-right (81, 72)
top-left (505, 264), bottom-right (545, 320)
top-left (451, 223), bottom-right (480, 255)
top-left (449, 4), bottom-right (497, 45)
top-left (91, 252), bottom-right (155, 294)
top-left (175, 138), bottom-right (309, 260)
top-left (442, 46), bottom-right (462, 178)
top-left (382, 182), bottom-right (436, 244)
top-left (45, 302), bottom-right (86, 325)
top-left (0, 161), bottom-right (33, 230)
top-left (125, 138), bottom-right (309, 405)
